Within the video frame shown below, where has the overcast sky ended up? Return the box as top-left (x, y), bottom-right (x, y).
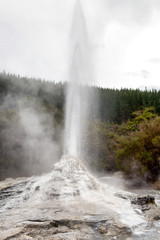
top-left (0, 0), bottom-right (160, 89)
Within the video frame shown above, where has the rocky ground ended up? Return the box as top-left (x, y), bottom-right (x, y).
top-left (1, 155), bottom-right (160, 240)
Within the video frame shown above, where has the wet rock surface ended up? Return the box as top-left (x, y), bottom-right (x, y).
top-left (114, 191), bottom-right (160, 239)
top-left (1, 155), bottom-right (160, 240)
top-left (0, 218), bottom-right (132, 240)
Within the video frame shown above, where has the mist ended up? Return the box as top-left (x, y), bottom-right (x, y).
top-left (0, 91), bottom-right (63, 180)
top-left (18, 105), bottom-right (62, 174)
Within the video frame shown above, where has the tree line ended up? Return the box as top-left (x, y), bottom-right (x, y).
top-left (1, 72), bottom-right (160, 125)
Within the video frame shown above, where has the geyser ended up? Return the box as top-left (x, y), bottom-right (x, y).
top-left (64, 1), bottom-right (93, 158)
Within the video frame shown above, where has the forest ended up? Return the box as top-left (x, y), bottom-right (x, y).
top-left (1, 72), bottom-right (160, 186)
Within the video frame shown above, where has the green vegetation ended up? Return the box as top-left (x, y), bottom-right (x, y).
top-left (1, 72), bottom-right (160, 183)
top-left (85, 108), bottom-right (160, 182)
top-left (116, 108), bottom-right (160, 182)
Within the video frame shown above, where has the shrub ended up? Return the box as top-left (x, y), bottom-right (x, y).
top-left (116, 116), bottom-right (160, 181)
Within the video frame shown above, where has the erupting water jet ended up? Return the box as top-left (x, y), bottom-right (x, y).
top-left (64, 0), bottom-right (93, 158)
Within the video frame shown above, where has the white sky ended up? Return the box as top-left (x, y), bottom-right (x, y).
top-left (0, 0), bottom-right (160, 89)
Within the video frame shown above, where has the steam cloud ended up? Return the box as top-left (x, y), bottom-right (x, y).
top-left (1, 94), bottom-right (63, 178)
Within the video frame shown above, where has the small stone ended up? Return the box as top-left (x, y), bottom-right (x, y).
top-left (131, 195), bottom-right (155, 206)
top-left (98, 224), bottom-right (108, 234)
top-left (153, 215), bottom-right (160, 221)
top-left (23, 235), bottom-right (34, 239)
top-left (35, 186), bottom-right (40, 191)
